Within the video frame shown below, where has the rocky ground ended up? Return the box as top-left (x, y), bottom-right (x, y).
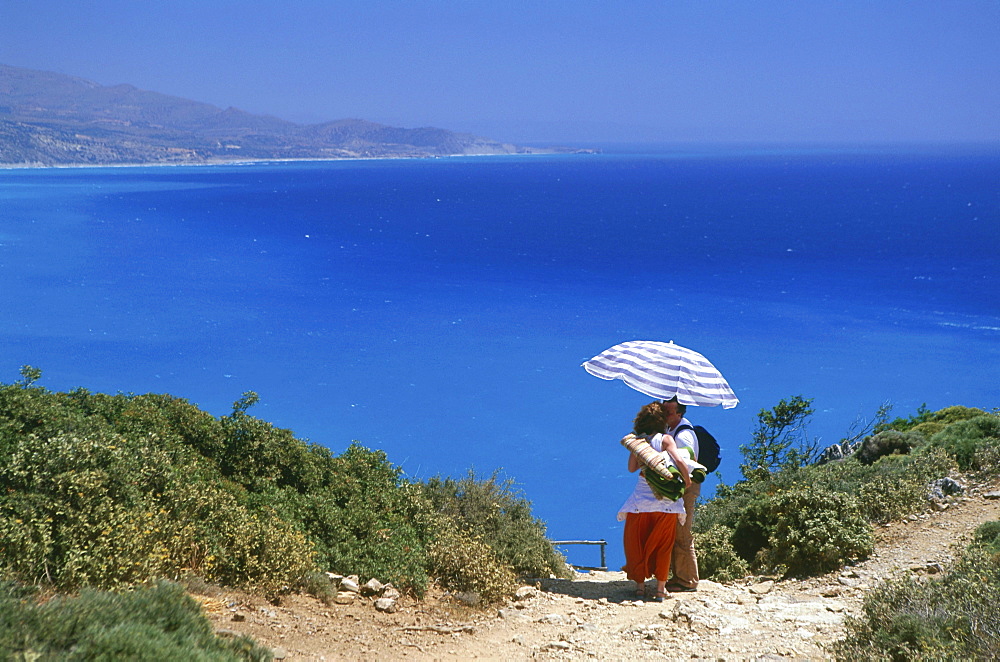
top-left (199, 478), bottom-right (1000, 661)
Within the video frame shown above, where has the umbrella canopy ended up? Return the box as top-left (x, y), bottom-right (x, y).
top-left (582, 340), bottom-right (739, 408)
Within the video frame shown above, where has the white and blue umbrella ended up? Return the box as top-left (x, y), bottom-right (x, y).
top-left (583, 340), bottom-right (739, 408)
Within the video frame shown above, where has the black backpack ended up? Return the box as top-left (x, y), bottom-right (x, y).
top-left (674, 424), bottom-right (721, 473)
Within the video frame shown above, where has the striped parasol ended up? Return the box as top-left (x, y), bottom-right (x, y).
top-left (582, 340), bottom-right (739, 408)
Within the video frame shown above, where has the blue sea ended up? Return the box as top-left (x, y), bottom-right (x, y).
top-left (2, 146), bottom-right (998, 570)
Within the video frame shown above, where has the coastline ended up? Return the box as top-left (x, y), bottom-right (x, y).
top-left (0, 148), bottom-right (596, 171)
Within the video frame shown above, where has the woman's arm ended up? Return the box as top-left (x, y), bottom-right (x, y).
top-left (628, 451), bottom-right (641, 473)
top-left (660, 434), bottom-right (692, 487)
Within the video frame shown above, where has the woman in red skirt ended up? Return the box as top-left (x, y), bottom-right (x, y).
top-left (618, 403), bottom-right (692, 601)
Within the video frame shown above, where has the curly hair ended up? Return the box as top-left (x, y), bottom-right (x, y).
top-left (633, 402), bottom-right (669, 436)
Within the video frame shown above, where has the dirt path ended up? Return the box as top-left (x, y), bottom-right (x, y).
top-left (203, 479), bottom-right (1000, 661)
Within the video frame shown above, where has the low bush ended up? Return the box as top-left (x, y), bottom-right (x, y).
top-left (297, 443), bottom-right (433, 596)
top-left (0, 374), bottom-right (574, 601)
top-left (425, 524), bottom-right (518, 606)
top-left (928, 413), bottom-right (1000, 471)
top-left (0, 430), bottom-right (317, 595)
top-left (878, 404), bottom-right (989, 439)
top-left (693, 524), bottom-right (750, 583)
top-left (685, 405), bottom-right (978, 583)
top-left (833, 532), bottom-right (1000, 660)
top-left (854, 429), bottom-right (921, 465)
top-left (817, 448), bottom-right (956, 524)
top-left (973, 521), bottom-right (1000, 555)
top-left (0, 580), bottom-right (270, 661)
top-left (733, 483), bottom-right (873, 576)
top-left (418, 470), bottom-right (571, 579)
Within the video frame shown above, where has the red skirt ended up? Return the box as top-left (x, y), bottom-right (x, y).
top-left (623, 511), bottom-right (678, 582)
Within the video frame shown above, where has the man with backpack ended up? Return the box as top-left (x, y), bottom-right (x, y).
top-left (661, 397), bottom-right (700, 592)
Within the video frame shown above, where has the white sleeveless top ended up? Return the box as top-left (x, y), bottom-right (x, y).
top-left (616, 433), bottom-right (686, 521)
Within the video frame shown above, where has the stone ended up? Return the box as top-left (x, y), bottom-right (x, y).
top-left (374, 597), bottom-right (398, 613)
top-left (984, 491), bottom-right (1000, 500)
top-left (334, 592), bottom-right (356, 605)
top-left (340, 577), bottom-right (360, 593)
top-left (749, 580), bottom-right (775, 595)
top-left (498, 607), bottom-right (529, 621)
top-left (929, 477), bottom-right (965, 499)
top-left (515, 586), bottom-right (539, 601)
top-left (360, 578), bottom-right (384, 596)
top-left (539, 613), bottom-right (568, 625)
top-left (325, 572), bottom-right (344, 590)
top-left (231, 612), bottom-right (246, 622)
top-left (271, 646), bottom-right (288, 660)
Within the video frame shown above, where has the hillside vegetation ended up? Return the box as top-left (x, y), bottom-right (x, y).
top-left (694, 399), bottom-right (1000, 580)
top-left (0, 367), bottom-right (568, 589)
top-left (2, 367), bottom-right (998, 659)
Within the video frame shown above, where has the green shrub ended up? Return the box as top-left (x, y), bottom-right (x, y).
top-left (833, 546), bottom-right (1000, 660)
top-left (425, 524), bottom-right (517, 606)
top-left (0, 374), bottom-right (571, 603)
top-left (0, 431), bottom-right (316, 594)
top-left (418, 470), bottom-right (571, 579)
top-left (843, 449), bottom-right (955, 524)
top-left (928, 414), bottom-right (1000, 471)
top-left (973, 521), bottom-right (1000, 555)
top-left (733, 484), bottom-right (873, 576)
top-left (294, 571), bottom-right (338, 605)
top-left (973, 443), bottom-right (1000, 475)
top-left (694, 525), bottom-right (750, 582)
top-left (878, 404), bottom-right (988, 439)
top-left (202, 506), bottom-right (317, 598)
top-left (0, 580), bottom-right (270, 661)
top-left (305, 444), bottom-right (432, 595)
top-left (855, 429), bottom-right (921, 465)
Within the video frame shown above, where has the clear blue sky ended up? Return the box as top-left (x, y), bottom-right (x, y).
top-left (2, 1), bottom-right (997, 145)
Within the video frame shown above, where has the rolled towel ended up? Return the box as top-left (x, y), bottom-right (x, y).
top-left (620, 434), bottom-right (674, 480)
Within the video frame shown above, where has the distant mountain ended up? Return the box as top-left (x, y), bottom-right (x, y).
top-left (0, 64), bottom-right (568, 166)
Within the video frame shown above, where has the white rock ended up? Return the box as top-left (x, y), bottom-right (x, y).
top-left (374, 597), bottom-right (398, 613)
top-left (361, 578), bottom-right (384, 596)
